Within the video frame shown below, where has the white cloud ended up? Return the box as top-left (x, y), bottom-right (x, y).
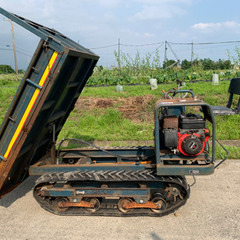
top-left (136, 0), bottom-right (192, 4)
top-left (192, 21), bottom-right (240, 32)
top-left (131, 0), bottom-right (192, 20)
top-left (98, 0), bottom-right (122, 9)
top-left (192, 22), bottom-right (221, 31)
top-left (103, 12), bottom-right (116, 21)
top-left (1, 0), bottom-right (240, 68)
top-left (144, 32), bottom-right (155, 38)
top-left (223, 21), bottom-right (240, 28)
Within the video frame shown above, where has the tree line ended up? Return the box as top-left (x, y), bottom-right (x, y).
top-left (164, 58), bottom-right (232, 70)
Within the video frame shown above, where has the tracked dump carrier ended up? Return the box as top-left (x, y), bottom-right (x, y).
top-left (0, 8), bottom-right (218, 216)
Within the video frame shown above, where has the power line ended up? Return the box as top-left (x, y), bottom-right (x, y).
top-left (0, 43), bottom-right (32, 54)
top-left (150, 42), bottom-right (164, 55)
top-left (167, 42), bottom-right (180, 62)
top-left (0, 42), bottom-right (10, 47)
top-left (168, 40), bottom-right (240, 45)
top-left (91, 44), bottom-right (118, 50)
top-left (0, 47), bottom-right (32, 57)
top-left (0, 48), bottom-right (12, 51)
top-left (1, 39), bottom-right (240, 69)
top-left (15, 50), bottom-right (32, 57)
top-left (121, 41), bottom-right (164, 47)
top-left (91, 40), bottom-right (240, 49)
top-left (15, 46), bottom-right (32, 55)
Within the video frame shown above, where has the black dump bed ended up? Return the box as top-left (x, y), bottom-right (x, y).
top-left (0, 7), bottom-right (99, 196)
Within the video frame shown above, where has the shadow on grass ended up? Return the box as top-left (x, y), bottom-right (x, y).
top-left (57, 133), bottom-right (96, 149)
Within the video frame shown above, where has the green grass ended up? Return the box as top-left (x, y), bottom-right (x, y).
top-left (79, 81), bottom-right (240, 140)
top-left (83, 81), bottom-right (231, 100)
top-left (215, 145), bottom-right (240, 160)
top-left (0, 74), bottom-right (23, 122)
top-left (209, 142), bottom-right (240, 160)
top-left (0, 73), bottom-right (23, 86)
top-left (59, 108), bottom-right (153, 141)
top-left (0, 76), bottom-right (239, 158)
top-left (0, 88), bottom-right (17, 122)
top-left (82, 84), bottom-right (169, 98)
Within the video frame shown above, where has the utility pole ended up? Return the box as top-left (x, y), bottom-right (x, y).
top-left (10, 20), bottom-right (18, 75)
top-left (118, 38), bottom-right (120, 68)
top-left (118, 38), bottom-right (121, 82)
top-left (116, 38), bottom-right (123, 92)
top-left (191, 41), bottom-right (194, 74)
top-left (164, 40), bottom-right (167, 69)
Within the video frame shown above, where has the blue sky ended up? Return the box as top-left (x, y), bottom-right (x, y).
top-left (0, 0), bottom-right (240, 69)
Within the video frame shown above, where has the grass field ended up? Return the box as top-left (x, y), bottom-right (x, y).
top-left (0, 75), bottom-right (239, 159)
top-left (63, 81), bottom-right (240, 139)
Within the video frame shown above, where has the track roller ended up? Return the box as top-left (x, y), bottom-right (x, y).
top-left (34, 170), bottom-right (190, 216)
top-left (84, 198), bottom-right (101, 213)
top-left (53, 197), bottom-right (69, 212)
top-left (150, 194), bottom-right (167, 213)
top-left (118, 198), bottom-right (134, 213)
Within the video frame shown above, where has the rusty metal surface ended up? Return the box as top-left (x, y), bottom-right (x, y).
top-left (59, 200), bottom-right (94, 208)
top-left (163, 115), bottom-right (179, 129)
top-left (155, 98), bottom-right (202, 106)
top-left (123, 201), bottom-right (158, 209)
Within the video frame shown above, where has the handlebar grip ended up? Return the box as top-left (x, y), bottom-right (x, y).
top-left (164, 89), bottom-right (195, 99)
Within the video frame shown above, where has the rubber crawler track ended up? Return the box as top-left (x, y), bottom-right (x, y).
top-left (34, 170), bottom-right (190, 216)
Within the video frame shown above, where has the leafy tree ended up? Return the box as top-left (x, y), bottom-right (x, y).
top-left (181, 59), bottom-right (191, 70)
top-left (222, 60), bottom-right (232, 69)
top-left (201, 58), bottom-right (215, 70)
top-left (0, 65), bottom-right (15, 74)
top-left (163, 59), bottom-right (176, 69)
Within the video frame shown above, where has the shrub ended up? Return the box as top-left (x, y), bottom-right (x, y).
top-left (0, 65), bottom-right (15, 74)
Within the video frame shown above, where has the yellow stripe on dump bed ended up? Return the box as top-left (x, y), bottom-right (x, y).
top-left (4, 51), bottom-right (59, 159)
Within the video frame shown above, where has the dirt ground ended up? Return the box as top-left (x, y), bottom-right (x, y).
top-left (76, 95), bottom-right (156, 123)
top-left (0, 160), bottom-right (239, 240)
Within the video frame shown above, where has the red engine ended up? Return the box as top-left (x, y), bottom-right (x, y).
top-left (162, 113), bottom-right (211, 157)
top-left (177, 129), bottom-right (210, 156)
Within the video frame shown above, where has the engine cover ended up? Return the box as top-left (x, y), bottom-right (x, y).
top-left (177, 129), bottom-right (210, 156)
